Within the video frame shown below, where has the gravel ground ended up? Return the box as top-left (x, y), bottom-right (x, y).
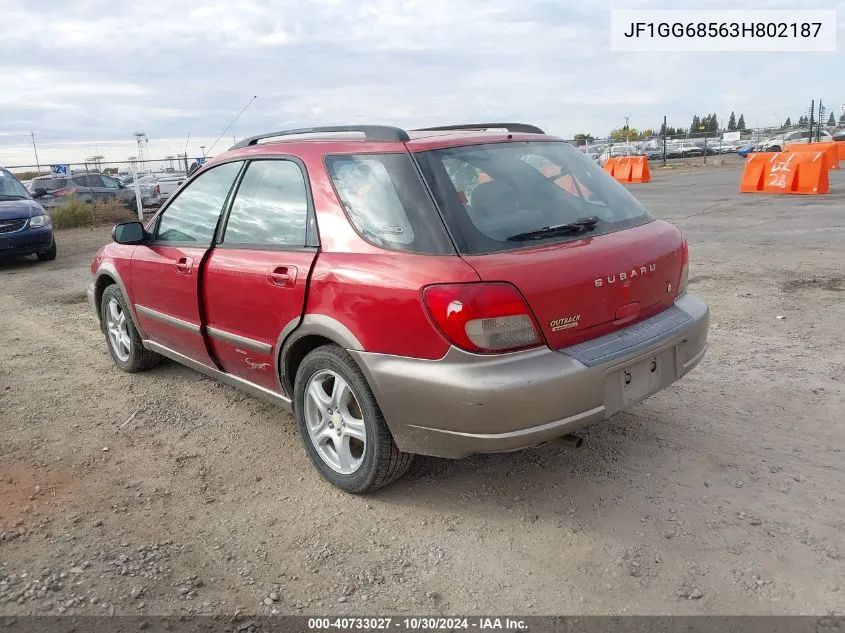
top-left (1, 166), bottom-right (844, 617)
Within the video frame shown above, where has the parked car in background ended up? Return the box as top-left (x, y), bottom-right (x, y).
top-left (599, 144), bottom-right (640, 164)
top-left (738, 143), bottom-right (758, 158)
top-left (29, 172), bottom-right (138, 211)
top-left (88, 122), bottom-right (709, 493)
top-left (0, 167), bottom-right (56, 261)
top-left (758, 129), bottom-right (834, 152)
top-left (832, 129), bottom-right (845, 142)
top-left (578, 146), bottom-right (601, 164)
top-left (668, 143), bottom-right (705, 158)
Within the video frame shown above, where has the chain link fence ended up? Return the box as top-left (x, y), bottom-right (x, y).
top-left (565, 123), bottom-right (843, 168)
top-left (4, 157), bottom-right (208, 220)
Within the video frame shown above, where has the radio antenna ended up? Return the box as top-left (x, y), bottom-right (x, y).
top-left (206, 95), bottom-right (258, 154)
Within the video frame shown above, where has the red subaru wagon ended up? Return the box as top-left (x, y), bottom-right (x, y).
top-left (88, 123), bottom-right (709, 493)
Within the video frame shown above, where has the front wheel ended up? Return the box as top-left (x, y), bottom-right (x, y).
top-left (100, 285), bottom-right (163, 372)
top-left (36, 238), bottom-right (56, 261)
top-left (294, 345), bottom-right (413, 493)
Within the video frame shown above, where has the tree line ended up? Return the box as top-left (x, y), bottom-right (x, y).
top-left (573, 108), bottom-right (843, 145)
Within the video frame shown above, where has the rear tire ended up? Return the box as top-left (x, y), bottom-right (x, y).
top-left (100, 285), bottom-right (163, 373)
top-left (294, 345), bottom-right (414, 493)
top-left (36, 239), bottom-right (56, 261)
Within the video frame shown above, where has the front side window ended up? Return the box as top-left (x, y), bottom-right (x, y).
top-left (156, 161), bottom-right (243, 244)
top-left (221, 160), bottom-right (308, 247)
top-left (325, 153), bottom-right (453, 255)
top-left (101, 175), bottom-right (121, 189)
top-left (416, 141), bottom-right (653, 254)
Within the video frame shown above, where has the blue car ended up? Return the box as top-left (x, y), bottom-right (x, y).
top-left (0, 167), bottom-right (56, 261)
top-left (737, 143), bottom-right (757, 158)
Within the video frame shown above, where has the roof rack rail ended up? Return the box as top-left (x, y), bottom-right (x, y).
top-left (229, 125), bottom-right (410, 150)
top-left (412, 122), bottom-right (545, 135)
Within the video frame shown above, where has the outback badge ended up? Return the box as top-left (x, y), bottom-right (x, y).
top-left (550, 314), bottom-right (581, 332)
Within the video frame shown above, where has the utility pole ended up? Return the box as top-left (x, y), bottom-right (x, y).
top-left (808, 99), bottom-right (815, 139)
top-left (30, 132), bottom-right (41, 172)
top-left (817, 99), bottom-right (825, 141)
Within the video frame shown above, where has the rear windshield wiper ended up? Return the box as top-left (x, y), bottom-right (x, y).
top-left (505, 216), bottom-right (600, 241)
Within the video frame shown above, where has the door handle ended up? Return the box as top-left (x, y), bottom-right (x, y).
top-left (175, 256), bottom-right (193, 274)
top-left (267, 265), bottom-right (297, 287)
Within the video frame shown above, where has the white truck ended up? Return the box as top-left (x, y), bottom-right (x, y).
top-left (150, 173), bottom-right (187, 205)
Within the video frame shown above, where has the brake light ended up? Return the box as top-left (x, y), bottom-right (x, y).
top-left (154, 185), bottom-right (160, 195)
top-left (678, 238), bottom-right (689, 296)
top-left (52, 187), bottom-right (80, 197)
top-left (422, 283), bottom-right (542, 354)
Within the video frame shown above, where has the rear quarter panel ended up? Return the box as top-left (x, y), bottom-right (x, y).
top-left (296, 146), bottom-right (480, 359)
top-left (306, 253), bottom-right (479, 359)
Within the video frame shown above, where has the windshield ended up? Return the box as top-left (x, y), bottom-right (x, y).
top-left (0, 169), bottom-right (31, 199)
top-left (415, 141), bottom-right (653, 254)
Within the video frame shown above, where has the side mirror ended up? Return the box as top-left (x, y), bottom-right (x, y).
top-left (32, 188), bottom-right (48, 198)
top-left (112, 221), bottom-right (147, 245)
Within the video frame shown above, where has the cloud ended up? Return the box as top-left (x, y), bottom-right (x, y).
top-left (0, 0), bottom-right (842, 164)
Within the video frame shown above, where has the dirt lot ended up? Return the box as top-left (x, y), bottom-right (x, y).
top-left (1, 166), bottom-right (844, 618)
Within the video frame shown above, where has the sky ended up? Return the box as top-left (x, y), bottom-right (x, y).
top-left (1, 0), bottom-right (843, 167)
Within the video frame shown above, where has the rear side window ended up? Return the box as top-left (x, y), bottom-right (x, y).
top-left (416, 141), bottom-right (653, 254)
top-left (325, 153), bottom-right (453, 255)
top-left (222, 160), bottom-right (308, 247)
top-left (34, 178), bottom-right (67, 190)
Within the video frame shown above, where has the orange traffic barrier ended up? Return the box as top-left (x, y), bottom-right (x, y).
top-left (836, 142), bottom-right (845, 161)
top-left (784, 142), bottom-right (840, 170)
top-left (603, 156), bottom-right (650, 183)
top-left (739, 152), bottom-right (780, 192)
top-left (740, 151), bottom-right (829, 195)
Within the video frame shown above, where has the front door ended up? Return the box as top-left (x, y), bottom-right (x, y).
top-left (203, 158), bottom-right (317, 393)
top-left (130, 161), bottom-right (244, 366)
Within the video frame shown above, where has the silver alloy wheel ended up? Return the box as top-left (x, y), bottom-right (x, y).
top-left (106, 298), bottom-right (131, 362)
top-left (304, 369), bottom-right (367, 475)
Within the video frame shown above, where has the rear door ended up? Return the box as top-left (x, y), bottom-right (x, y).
top-left (203, 158), bottom-right (317, 393)
top-left (130, 161), bottom-right (244, 365)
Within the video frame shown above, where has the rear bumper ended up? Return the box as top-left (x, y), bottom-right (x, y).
top-left (39, 195), bottom-right (94, 209)
top-left (0, 227), bottom-right (54, 257)
top-left (351, 293), bottom-right (709, 458)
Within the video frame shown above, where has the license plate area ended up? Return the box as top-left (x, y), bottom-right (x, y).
top-left (620, 356), bottom-right (663, 407)
top-left (604, 346), bottom-right (678, 416)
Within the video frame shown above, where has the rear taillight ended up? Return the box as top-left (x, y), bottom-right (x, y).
top-left (153, 185), bottom-right (160, 195)
top-left (52, 187), bottom-right (80, 197)
top-left (678, 238), bottom-right (689, 296)
top-left (422, 283), bottom-right (542, 354)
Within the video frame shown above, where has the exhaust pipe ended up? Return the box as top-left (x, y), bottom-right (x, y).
top-left (556, 434), bottom-right (584, 449)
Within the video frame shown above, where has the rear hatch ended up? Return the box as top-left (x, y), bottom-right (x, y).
top-left (463, 221), bottom-right (683, 348)
top-left (415, 139), bottom-right (685, 348)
